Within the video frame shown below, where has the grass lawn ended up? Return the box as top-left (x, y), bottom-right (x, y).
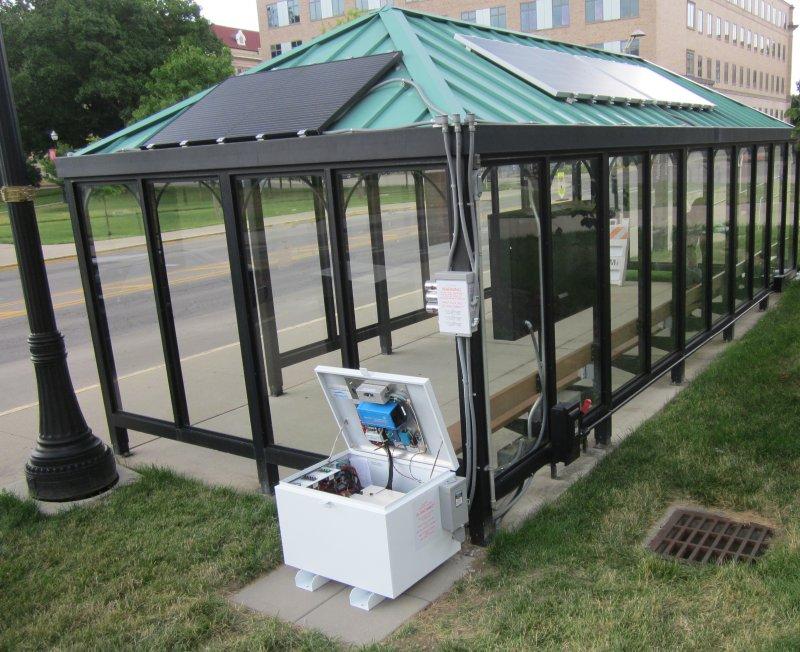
top-left (2, 285), bottom-right (800, 649)
top-left (0, 181), bottom-right (420, 246)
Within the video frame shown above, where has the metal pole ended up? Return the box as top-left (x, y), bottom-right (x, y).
top-left (0, 25), bottom-right (117, 500)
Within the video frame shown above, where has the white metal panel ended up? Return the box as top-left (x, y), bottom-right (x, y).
top-left (277, 0), bottom-right (290, 26)
top-left (541, 0), bottom-right (553, 29)
top-left (475, 7), bottom-right (491, 26)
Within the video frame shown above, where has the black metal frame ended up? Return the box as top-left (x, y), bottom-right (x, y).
top-left (57, 124), bottom-right (795, 545)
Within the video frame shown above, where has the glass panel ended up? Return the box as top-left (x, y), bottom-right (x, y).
top-left (772, 145), bottom-right (784, 274)
top-left (609, 155), bottom-right (644, 391)
top-left (787, 148), bottom-right (796, 271)
top-left (754, 146), bottom-right (769, 288)
top-left (551, 158), bottom-right (600, 406)
top-left (152, 180), bottom-right (250, 436)
top-left (480, 163), bottom-right (547, 472)
top-left (736, 148), bottom-right (752, 306)
top-left (686, 150), bottom-right (709, 341)
top-left (711, 150), bottom-right (731, 323)
top-left (80, 183), bottom-right (172, 420)
top-left (338, 169), bottom-right (460, 456)
top-left (651, 153), bottom-right (679, 364)
top-left (236, 175), bottom-right (338, 455)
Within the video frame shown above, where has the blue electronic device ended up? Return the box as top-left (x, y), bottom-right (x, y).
top-left (356, 400), bottom-right (405, 431)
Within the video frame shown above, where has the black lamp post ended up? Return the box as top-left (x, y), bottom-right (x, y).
top-left (0, 24), bottom-right (118, 500)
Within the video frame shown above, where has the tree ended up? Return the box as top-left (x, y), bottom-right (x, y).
top-left (130, 39), bottom-right (232, 123)
top-left (0, 0), bottom-right (225, 153)
top-left (786, 81), bottom-right (800, 148)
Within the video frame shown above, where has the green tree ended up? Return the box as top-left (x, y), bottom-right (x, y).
top-left (130, 39), bottom-right (232, 123)
top-left (0, 0), bottom-right (224, 153)
top-left (786, 82), bottom-right (800, 148)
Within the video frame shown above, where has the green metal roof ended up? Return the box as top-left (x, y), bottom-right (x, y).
top-left (76, 6), bottom-right (790, 156)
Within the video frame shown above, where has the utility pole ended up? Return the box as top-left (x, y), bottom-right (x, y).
top-left (0, 24), bottom-right (117, 501)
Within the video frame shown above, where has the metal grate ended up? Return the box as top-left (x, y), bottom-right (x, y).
top-left (648, 508), bottom-right (773, 564)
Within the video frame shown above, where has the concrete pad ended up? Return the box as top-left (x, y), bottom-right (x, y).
top-left (231, 565), bottom-right (346, 622)
top-left (405, 551), bottom-right (476, 602)
top-left (2, 464), bottom-right (140, 515)
top-left (297, 589), bottom-right (429, 646)
top-left (230, 552), bottom-right (476, 645)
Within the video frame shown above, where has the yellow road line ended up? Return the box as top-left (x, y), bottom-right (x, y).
top-left (0, 225), bottom-right (419, 321)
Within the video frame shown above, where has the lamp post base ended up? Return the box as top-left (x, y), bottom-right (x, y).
top-left (26, 437), bottom-right (118, 502)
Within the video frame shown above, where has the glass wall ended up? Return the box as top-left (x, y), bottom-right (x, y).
top-left (236, 175), bottom-right (339, 455)
top-left (772, 145), bottom-right (784, 276)
top-left (608, 155), bottom-right (644, 390)
top-left (686, 150), bottom-right (708, 341)
top-left (551, 158), bottom-right (600, 405)
top-left (787, 148), bottom-right (797, 272)
top-left (80, 183), bottom-right (172, 420)
top-left (754, 146), bottom-right (769, 288)
top-left (338, 169), bottom-right (460, 452)
top-left (479, 163), bottom-right (546, 471)
top-left (651, 152), bottom-right (679, 364)
top-left (151, 180), bottom-right (250, 436)
top-left (736, 148), bottom-right (752, 306)
top-left (711, 150), bottom-right (731, 323)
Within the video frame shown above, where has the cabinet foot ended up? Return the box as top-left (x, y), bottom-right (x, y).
top-left (295, 569), bottom-right (330, 592)
top-left (349, 587), bottom-right (386, 611)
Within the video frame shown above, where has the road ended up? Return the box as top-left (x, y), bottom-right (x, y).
top-left (0, 207), bottom-right (453, 414)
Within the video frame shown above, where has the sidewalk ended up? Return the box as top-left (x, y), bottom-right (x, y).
top-left (0, 294), bottom-right (775, 506)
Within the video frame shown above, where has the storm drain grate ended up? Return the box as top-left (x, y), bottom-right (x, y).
top-left (648, 508), bottom-right (773, 564)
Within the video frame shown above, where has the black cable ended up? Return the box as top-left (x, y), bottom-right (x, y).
top-left (385, 441), bottom-right (394, 490)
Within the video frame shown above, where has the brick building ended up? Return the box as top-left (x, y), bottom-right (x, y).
top-left (212, 24), bottom-right (263, 74)
top-left (257, 0), bottom-right (795, 119)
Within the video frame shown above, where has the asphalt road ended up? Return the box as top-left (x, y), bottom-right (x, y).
top-left (0, 208), bottom-right (453, 413)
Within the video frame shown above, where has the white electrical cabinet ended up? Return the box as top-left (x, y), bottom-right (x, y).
top-left (276, 366), bottom-right (467, 611)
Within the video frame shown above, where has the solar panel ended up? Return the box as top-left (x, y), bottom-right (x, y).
top-left (146, 52), bottom-right (402, 148)
top-left (456, 34), bottom-right (714, 110)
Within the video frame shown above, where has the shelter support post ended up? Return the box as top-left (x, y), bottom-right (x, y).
top-left (244, 178), bottom-right (284, 397)
top-left (221, 174), bottom-right (279, 491)
top-left (724, 146), bottom-right (738, 342)
top-left (365, 174), bottom-right (392, 355)
top-left (596, 155), bottom-right (612, 445)
top-left (671, 150), bottom-right (688, 384)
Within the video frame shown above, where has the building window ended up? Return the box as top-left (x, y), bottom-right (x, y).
top-left (706, 58), bottom-right (711, 79)
top-left (697, 10), bottom-right (703, 34)
top-left (311, 0), bottom-right (344, 21)
top-left (270, 43), bottom-right (282, 57)
top-left (724, 62), bottom-right (729, 84)
top-left (697, 54), bottom-right (703, 78)
top-left (462, 6), bottom-right (506, 28)
top-left (355, 0), bottom-right (389, 10)
top-left (591, 38), bottom-right (639, 55)
top-left (522, 0), bottom-right (569, 30)
top-left (586, 0), bottom-right (638, 23)
top-left (724, 20), bottom-right (729, 41)
top-left (266, 0), bottom-right (300, 27)
top-left (686, 50), bottom-right (695, 76)
top-left (291, 39), bottom-right (302, 48)
top-left (732, 22), bottom-right (737, 43)
top-left (715, 16), bottom-right (721, 38)
top-left (716, 60), bottom-right (721, 82)
top-left (687, 1), bottom-right (695, 29)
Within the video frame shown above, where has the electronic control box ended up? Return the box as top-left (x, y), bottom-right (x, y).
top-left (275, 367), bottom-right (467, 611)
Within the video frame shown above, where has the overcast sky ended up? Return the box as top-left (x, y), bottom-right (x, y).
top-left (197, 0), bottom-right (800, 90)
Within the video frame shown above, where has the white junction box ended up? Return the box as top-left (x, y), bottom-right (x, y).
top-left (275, 366), bottom-right (467, 611)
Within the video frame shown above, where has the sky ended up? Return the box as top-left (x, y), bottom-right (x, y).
top-left (196, 0), bottom-right (800, 89)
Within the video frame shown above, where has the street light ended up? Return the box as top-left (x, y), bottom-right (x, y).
top-left (623, 29), bottom-right (646, 54)
top-left (0, 25), bottom-right (118, 500)
top-left (50, 130), bottom-right (58, 144)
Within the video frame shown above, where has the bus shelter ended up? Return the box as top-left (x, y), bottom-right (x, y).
top-left (56, 7), bottom-right (797, 544)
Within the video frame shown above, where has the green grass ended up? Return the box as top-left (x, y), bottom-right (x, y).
top-left (0, 181), bottom-right (420, 246)
top-left (2, 286), bottom-right (799, 649)
top-left (0, 469), bottom-right (334, 650)
top-left (391, 283), bottom-right (800, 650)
